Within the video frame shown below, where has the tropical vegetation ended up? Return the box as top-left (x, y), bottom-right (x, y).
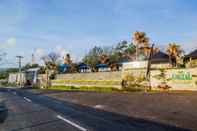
top-left (166, 43), bottom-right (184, 67)
top-left (0, 31), bottom-right (190, 81)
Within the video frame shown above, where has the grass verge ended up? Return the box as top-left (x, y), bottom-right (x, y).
top-left (46, 85), bottom-right (143, 93)
top-left (48, 86), bottom-right (121, 92)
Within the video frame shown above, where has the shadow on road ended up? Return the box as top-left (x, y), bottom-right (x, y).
top-left (0, 101), bottom-right (8, 123)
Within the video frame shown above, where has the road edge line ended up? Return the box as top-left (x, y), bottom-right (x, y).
top-left (24, 97), bottom-right (32, 102)
top-left (56, 115), bottom-right (88, 131)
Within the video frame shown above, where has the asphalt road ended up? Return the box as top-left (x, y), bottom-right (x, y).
top-left (0, 88), bottom-right (191, 131)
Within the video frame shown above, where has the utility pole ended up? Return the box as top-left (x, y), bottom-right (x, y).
top-left (16, 56), bottom-right (24, 88)
top-left (145, 44), bottom-right (154, 92)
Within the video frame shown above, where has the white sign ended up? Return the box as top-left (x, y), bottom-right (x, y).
top-left (122, 61), bottom-right (148, 70)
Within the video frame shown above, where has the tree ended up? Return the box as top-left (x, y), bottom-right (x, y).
top-left (64, 53), bottom-right (72, 65)
top-left (143, 46), bottom-right (160, 59)
top-left (63, 53), bottom-right (78, 73)
top-left (166, 43), bottom-right (184, 67)
top-left (0, 68), bottom-right (18, 79)
top-left (82, 42), bottom-right (136, 71)
top-left (82, 46), bottom-right (104, 71)
top-left (41, 52), bottom-right (61, 80)
top-left (100, 54), bottom-right (110, 64)
top-left (112, 41), bottom-right (136, 62)
top-left (42, 52), bottom-right (60, 70)
top-left (133, 31), bottom-right (149, 60)
top-left (22, 63), bottom-right (40, 70)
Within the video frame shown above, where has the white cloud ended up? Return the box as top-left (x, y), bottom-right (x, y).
top-left (35, 48), bottom-right (45, 58)
top-left (0, 37), bottom-right (17, 49)
top-left (6, 37), bottom-right (16, 47)
top-left (55, 45), bottom-right (68, 58)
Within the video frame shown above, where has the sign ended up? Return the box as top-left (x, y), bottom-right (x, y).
top-left (172, 71), bottom-right (192, 81)
top-left (122, 61), bottom-right (148, 70)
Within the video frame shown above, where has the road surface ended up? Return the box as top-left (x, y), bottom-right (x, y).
top-left (0, 88), bottom-right (190, 131)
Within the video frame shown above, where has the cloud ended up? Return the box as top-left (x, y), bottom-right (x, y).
top-left (0, 37), bottom-right (17, 49)
top-left (6, 37), bottom-right (16, 47)
top-left (35, 48), bottom-right (45, 58)
top-left (55, 45), bottom-right (68, 58)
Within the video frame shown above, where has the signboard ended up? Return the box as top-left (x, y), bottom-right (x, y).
top-left (122, 61), bottom-right (148, 71)
top-left (172, 71), bottom-right (192, 81)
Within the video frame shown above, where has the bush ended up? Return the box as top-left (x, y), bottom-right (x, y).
top-left (122, 72), bottom-right (146, 89)
top-left (186, 60), bottom-right (197, 68)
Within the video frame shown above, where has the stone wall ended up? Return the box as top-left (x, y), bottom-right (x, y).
top-left (51, 68), bottom-right (197, 91)
top-left (52, 71), bottom-right (122, 88)
top-left (56, 71), bottom-right (121, 81)
top-left (150, 68), bottom-right (197, 91)
top-left (8, 73), bottom-right (26, 84)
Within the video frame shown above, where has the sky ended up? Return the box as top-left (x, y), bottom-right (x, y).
top-left (0, 0), bottom-right (197, 68)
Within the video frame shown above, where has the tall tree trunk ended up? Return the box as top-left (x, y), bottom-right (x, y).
top-left (136, 45), bottom-right (138, 61)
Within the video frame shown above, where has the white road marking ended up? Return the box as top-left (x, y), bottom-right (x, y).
top-left (24, 97), bottom-right (32, 102)
top-left (94, 105), bottom-right (105, 109)
top-left (56, 115), bottom-right (88, 131)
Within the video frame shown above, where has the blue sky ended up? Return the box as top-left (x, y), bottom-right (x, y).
top-left (0, 0), bottom-right (197, 67)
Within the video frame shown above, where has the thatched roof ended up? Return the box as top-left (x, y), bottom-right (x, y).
top-left (151, 51), bottom-right (170, 64)
top-left (186, 49), bottom-right (197, 59)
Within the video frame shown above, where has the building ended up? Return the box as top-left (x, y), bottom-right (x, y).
top-left (150, 51), bottom-right (171, 68)
top-left (25, 68), bottom-right (40, 87)
top-left (59, 64), bottom-right (71, 73)
top-left (96, 64), bottom-right (110, 72)
top-left (185, 49), bottom-right (197, 67)
top-left (186, 49), bottom-right (197, 60)
top-left (78, 63), bottom-right (91, 73)
top-left (8, 73), bottom-right (25, 85)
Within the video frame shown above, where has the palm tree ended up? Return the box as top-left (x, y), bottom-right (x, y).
top-left (166, 43), bottom-right (183, 67)
top-left (133, 31), bottom-right (149, 60)
top-left (100, 54), bottom-right (109, 64)
top-left (143, 47), bottom-right (160, 58)
top-left (64, 53), bottom-right (72, 65)
top-left (64, 54), bottom-right (78, 73)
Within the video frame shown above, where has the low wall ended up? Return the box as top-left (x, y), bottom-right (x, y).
top-left (151, 68), bottom-right (197, 91)
top-left (51, 68), bottom-right (197, 91)
top-left (52, 72), bottom-right (122, 88)
top-left (8, 73), bottom-right (26, 84)
top-left (56, 71), bottom-right (121, 81)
